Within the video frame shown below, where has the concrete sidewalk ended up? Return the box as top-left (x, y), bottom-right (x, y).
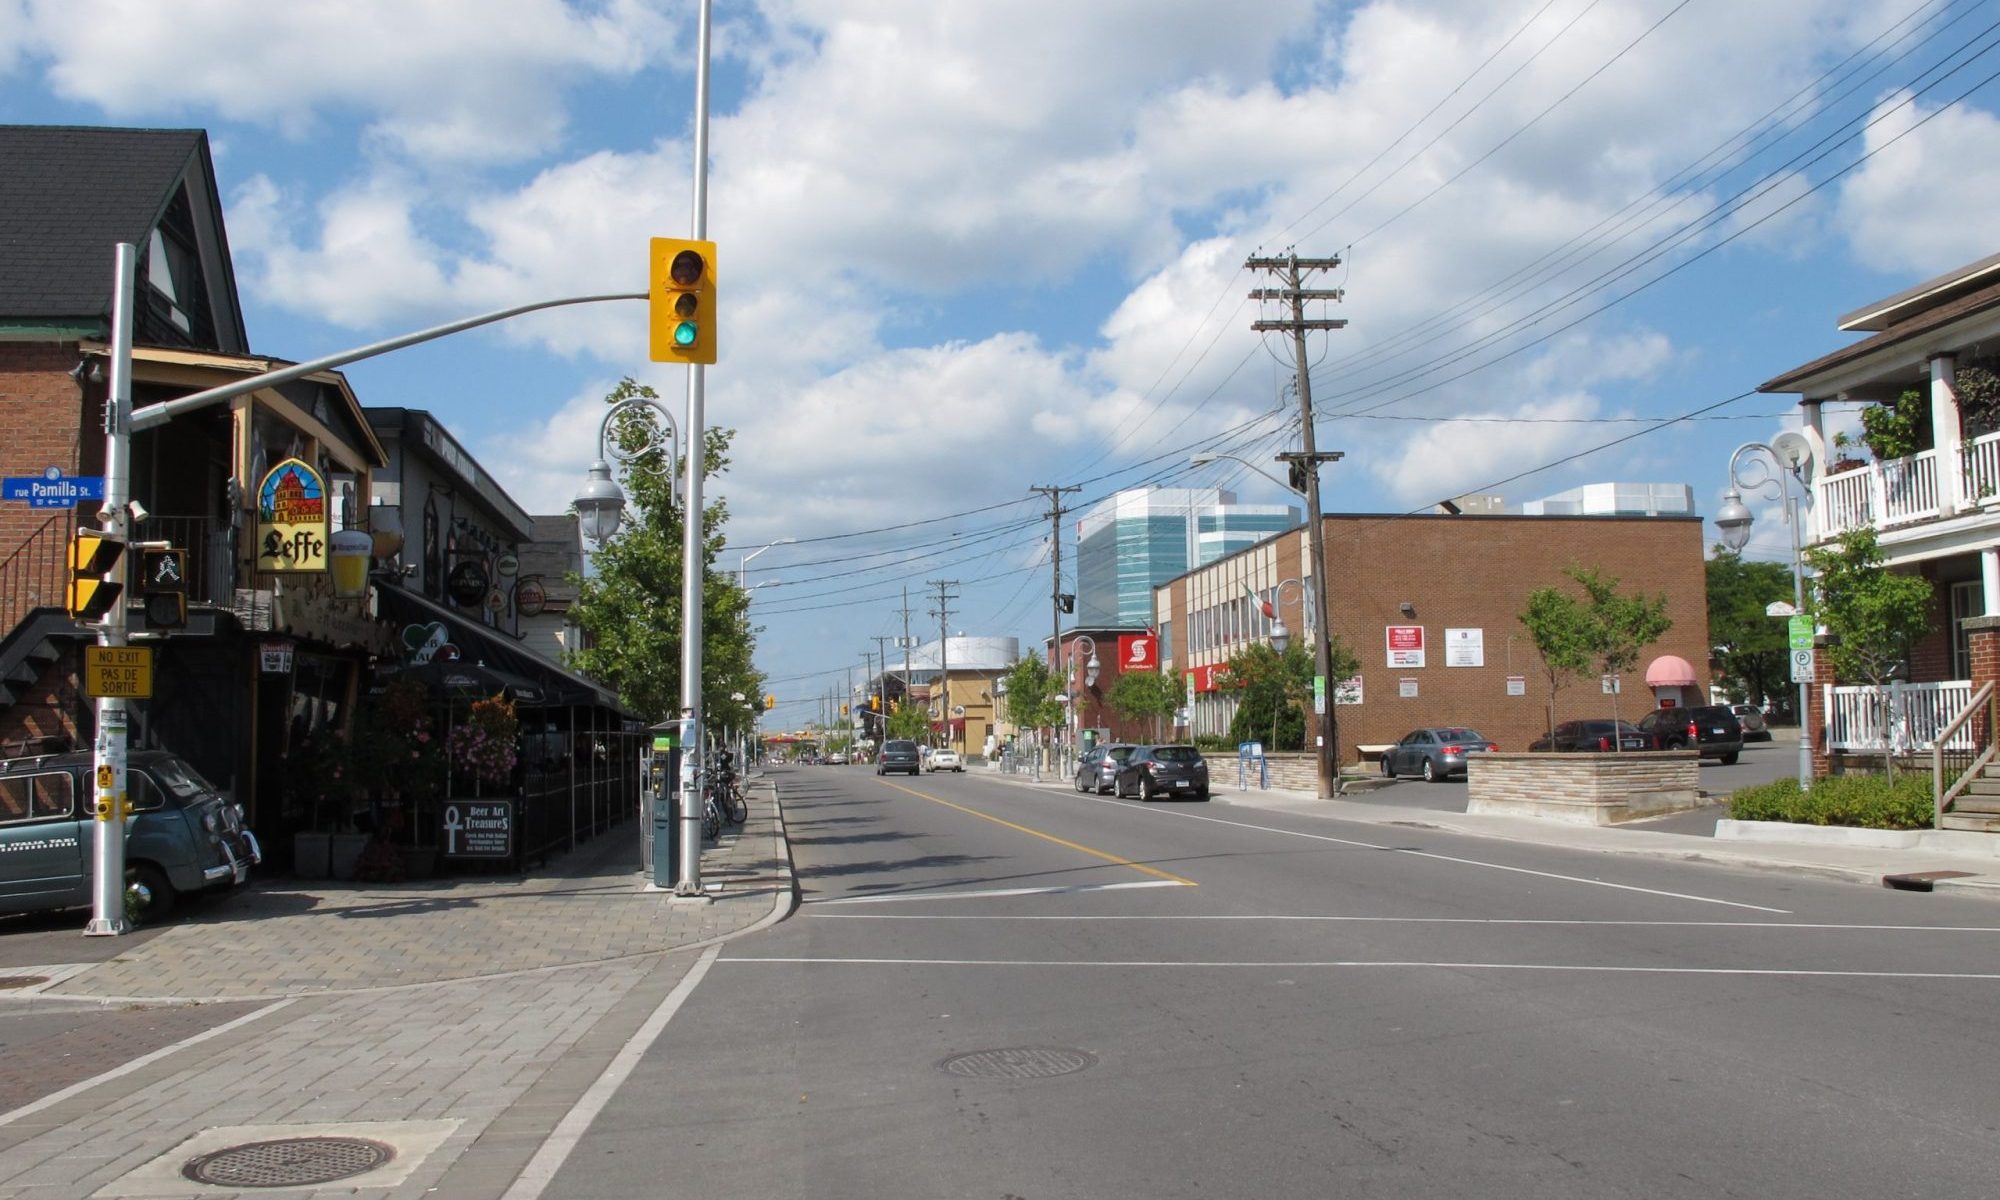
top-left (0, 776), bottom-right (795, 1200)
top-left (979, 764), bottom-right (2000, 897)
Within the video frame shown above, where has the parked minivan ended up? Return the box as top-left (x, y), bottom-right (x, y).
top-left (0, 750), bottom-right (259, 923)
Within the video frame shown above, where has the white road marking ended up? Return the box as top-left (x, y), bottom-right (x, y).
top-left (804, 914), bottom-right (2000, 932)
top-left (809, 880), bottom-right (1189, 906)
top-left (502, 945), bottom-right (721, 1200)
top-left (1065, 794), bottom-right (1792, 914)
top-left (0, 998), bottom-right (297, 1129)
top-left (720, 956), bottom-right (2000, 981)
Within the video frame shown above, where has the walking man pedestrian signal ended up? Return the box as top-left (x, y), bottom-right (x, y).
top-left (140, 548), bottom-right (187, 629)
top-left (649, 237), bottom-right (717, 365)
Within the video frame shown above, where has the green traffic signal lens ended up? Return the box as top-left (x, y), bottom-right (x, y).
top-left (674, 321), bottom-right (698, 346)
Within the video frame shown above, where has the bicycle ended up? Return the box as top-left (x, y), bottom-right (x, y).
top-left (716, 770), bottom-right (748, 825)
top-left (699, 773), bottom-right (722, 840)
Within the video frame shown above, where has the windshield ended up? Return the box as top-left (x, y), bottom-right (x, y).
top-left (886, 741), bottom-right (918, 752)
top-left (145, 756), bottom-right (216, 798)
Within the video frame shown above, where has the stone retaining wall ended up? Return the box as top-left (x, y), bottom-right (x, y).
top-left (1467, 751), bottom-right (1701, 825)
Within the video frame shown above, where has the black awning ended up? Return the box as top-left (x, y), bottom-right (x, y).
top-left (375, 583), bottom-right (628, 713)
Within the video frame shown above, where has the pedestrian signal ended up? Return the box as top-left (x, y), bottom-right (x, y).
top-left (140, 548), bottom-right (187, 629)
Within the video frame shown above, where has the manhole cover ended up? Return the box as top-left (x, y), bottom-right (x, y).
top-left (182, 1136), bottom-right (395, 1188)
top-left (938, 1046), bottom-right (1097, 1079)
top-left (0, 976), bottom-right (47, 990)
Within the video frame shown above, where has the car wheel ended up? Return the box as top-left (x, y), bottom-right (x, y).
top-left (1139, 776), bottom-right (1154, 802)
top-left (1720, 751), bottom-right (1740, 765)
top-left (124, 862), bottom-right (176, 924)
top-left (1421, 758), bottom-right (1437, 782)
top-left (1193, 790), bottom-right (1210, 802)
top-left (1381, 756), bottom-right (1395, 779)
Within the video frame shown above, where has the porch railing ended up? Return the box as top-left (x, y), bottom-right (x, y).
top-left (1932, 681), bottom-right (1997, 828)
top-left (1824, 679), bottom-right (1974, 753)
top-left (1960, 430), bottom-right (2000, 506)
top-left (1817, 432), bottom-right (2000, 540)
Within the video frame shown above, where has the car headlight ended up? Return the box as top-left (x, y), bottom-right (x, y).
top-left (202, 810), bottom-right (219, 833)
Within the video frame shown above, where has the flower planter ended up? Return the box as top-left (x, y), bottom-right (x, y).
top-left (328, 832), bottom-right (370, 881)
top-left (399, 845), bottom-right (439, 879)
top-left (293, 831), bottom-right (332, 879)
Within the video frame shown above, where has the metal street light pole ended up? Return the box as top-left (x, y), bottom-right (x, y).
top-left (1069, 634), bottom-right (1099, 760)
top-left (738, 536), bottom-right (795, 587)
top-left (1714, 440), bottom-right (1813, 789)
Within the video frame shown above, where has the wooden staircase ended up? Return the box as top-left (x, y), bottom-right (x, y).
top-left (1944, 764), bottom-right (2000, 832)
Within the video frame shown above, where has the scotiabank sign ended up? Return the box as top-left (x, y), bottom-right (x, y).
top-left (1187, 663), bottom-right (1230, 693)
top-left (1119, 634), bottom-right (1156, 671)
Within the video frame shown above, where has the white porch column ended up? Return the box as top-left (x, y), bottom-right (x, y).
top-left (1933, 353), bottom-right (1963, 518)
top-left (1802, 398), bottom-right (1827, 542)
top-left (1984, 545), bottom-right (2000, 617)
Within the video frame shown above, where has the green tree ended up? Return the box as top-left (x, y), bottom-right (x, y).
top-left (1707, 548), bottom-right (1794, 712)
top-left (1569, 564), bottom-right (1673, 731)
top-left (567, 378), bottom-right (763, 722)
top-left (1803, 526), bottom-right (1934, 778)
top-left (1223, 639), bottom-right (1358, 753)
top-left (1520, 585), bottom-right (1594, 742)
top-left (999, 655), bottom-right (1063, 748)
top-left (1106, 668), bottom-right (1183, 741)
top-left (886, 700), bottom-right (931, 741)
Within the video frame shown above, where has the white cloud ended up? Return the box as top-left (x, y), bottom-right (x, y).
top-left (1365, 391), bottom-right (1608, 506)
top-left (1837, 90), bottom-right (2000, 275)
top-left (14, 0), bottom-right (668, 162)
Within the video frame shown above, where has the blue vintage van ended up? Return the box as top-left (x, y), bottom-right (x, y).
top-left (0, 750), bottom-right (259, 923)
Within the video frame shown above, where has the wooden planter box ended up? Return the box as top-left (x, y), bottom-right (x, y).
top-left (1467, 751), bottom-right (1701, 825)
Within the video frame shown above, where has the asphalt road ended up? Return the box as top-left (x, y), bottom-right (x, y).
top-left (547, 763), bottom-right (2000, 1199)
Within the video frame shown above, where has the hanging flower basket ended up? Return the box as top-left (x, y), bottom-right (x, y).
top-left (448, 693), bottom-right (521, 786)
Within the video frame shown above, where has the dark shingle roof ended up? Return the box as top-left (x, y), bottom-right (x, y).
top-left (0, 125), bottom-right (205, 322)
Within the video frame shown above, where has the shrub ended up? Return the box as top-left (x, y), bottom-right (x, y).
top-left (1728, 773), bottom-right (1933, 830)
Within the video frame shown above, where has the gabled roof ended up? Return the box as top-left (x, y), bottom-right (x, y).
top-left (1759, 275), bottom-right (2000, 397)
top-left (0, 125), bottom-right (247, 351)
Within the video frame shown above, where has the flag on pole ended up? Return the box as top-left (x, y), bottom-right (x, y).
top-left (1245, 583), bottom-right (1275, 620)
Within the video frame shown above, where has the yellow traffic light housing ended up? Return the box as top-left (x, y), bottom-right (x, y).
top-left (764, 693), bottom-right (776, 710)
top-left (649, 237), bottom-right (717, 365)
top-left (66, 530), bottom-right (125, 623)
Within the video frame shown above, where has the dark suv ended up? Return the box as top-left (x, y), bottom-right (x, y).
top-left (876, 739), bottom-right (921, 776)
top-left (0, 749), bottom-right (259, 923)
top-left (1528, 720), bottom-right (1653, 753)
top-left (1638, 705), bottom-right (1744, 764)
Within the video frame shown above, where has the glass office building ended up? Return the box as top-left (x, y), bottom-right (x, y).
top-left (1074, 487), bottom-right (1300, 629)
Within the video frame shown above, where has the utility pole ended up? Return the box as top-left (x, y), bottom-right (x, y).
top-left (1248, 249), bottom-right (1347, 799)
top-left (871, 634), bottom-right (897, 737)
top-left (1030, 484), bottom-right (1080, 772)
top-left (928, 578), bottom-right (959, 750)
top-left (899, 585), bottom-right (916, 710)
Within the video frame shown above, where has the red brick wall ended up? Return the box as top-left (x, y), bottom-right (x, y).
top-left (1907, 561), bottom-right (1954, 683)
top-left (0, 344), bottom-right (89, 555)
top-left (0, 645), bottom-right (82, 754)
top-left (1161, 513), bottom-right (1711, 765)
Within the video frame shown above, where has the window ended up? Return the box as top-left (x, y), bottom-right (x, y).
top-left (0, 771), bottom-right (74, 823)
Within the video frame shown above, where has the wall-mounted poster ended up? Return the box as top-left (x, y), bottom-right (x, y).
top-left (256, 457), bottom-right (329, 573)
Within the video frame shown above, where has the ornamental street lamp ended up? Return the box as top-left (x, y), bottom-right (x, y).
top-left (1715, 438), bottom-right (1814, 788)
top-left (572, 398), bottom-right (681, 548)
top-left (1069, 635), bottom-right (1100, 758)
top-left (1260, 575), bottom-right (1340, 794)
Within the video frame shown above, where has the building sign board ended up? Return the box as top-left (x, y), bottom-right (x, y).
top-left (1333, 675), bottom-right (1363, 706)
top-left (1788, 615), bottom-right (1814, 651)
top-left (3, 467), bottom-right (104, 508)
top-left (255, 457), bottom-right (329, 573)
top-left (259, 640), bottom-right (294, 674)
top-left (1119, 634), bottom-right (1156, 671)
top-left (1386, 625), bottom-right (1425, 668)
top-left (1398, 677), bottom-right (1419, 699)
top-left (441, 799), bottom-right (514, 859)
top-left (1506, 675), bottom-right (1527, 696)
top-left (1444, 627), bottom-right (1484, 667)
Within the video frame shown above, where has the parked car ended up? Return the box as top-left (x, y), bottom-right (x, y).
top-left (875, 740), bottom-right (921, 776)
top-left (826, 750), bottom-right (848, 765)
top-left (1528, 719), bottom-right (1654, 753)
top-left (1381, 727), bottom-right (1499, 781)
top-left (0, 749), bottom-right (259, 923)
top-left (1731, 703), bottom-right (1773, 742)
top-left (927, 748), bottom-right (964, 772)
top-left (1638, 705), bottom-right (1744, 764)
top-left (1074, 744), bottom-right (1135, 794)
top-left (1113, 744), bottom-right (1210, 801)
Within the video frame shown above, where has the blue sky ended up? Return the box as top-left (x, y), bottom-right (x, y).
top-left (7, 0), bottom-right (2000, 728)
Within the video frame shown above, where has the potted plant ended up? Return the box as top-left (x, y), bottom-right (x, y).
top-left (1859, 393), bottom-right (1922, 462)
top-left (350, 677), bottom-right (447, 881)
top-left (448, 692), bottom-right (521, 791)
top-left (1827, 430), bottom-right (1868, 474)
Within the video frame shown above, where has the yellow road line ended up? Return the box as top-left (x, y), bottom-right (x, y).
top-left (874, 778), bottom-right (1198, 887)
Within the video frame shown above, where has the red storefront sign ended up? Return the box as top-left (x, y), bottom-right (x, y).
top-left (1119, 634), bottom-right (1156, 670)
top-left (1187, 663), bottom-right (1232, 693)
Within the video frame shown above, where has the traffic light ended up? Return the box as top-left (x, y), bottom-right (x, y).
top-left (1057, 593), bottom-right (1075, 614)
top-left (66, 530), bottom-right (124, 622)
top-left (140, 548), bottom-right (187, 629)
top-left (764, 693), bottom-right (776, 710)
top-left (1288, 460), bottom-right (1310, 493)
top-left (649, 237), bottom-right (717, 365)
top-left (870, 695), bottom-right (880, 711)
top-left (840, 703), bottom-right (849, 716)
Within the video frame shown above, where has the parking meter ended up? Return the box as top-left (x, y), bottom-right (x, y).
top-left (647, 727), bottom-right (687, 888)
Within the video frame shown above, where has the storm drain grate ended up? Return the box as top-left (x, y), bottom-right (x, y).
top-left (182, 1136), bottom-right (395, 1188)
top-left (0, 976), bottom-right (47, 990)
top-left (938, 1046), bottom-right (1097, 1079)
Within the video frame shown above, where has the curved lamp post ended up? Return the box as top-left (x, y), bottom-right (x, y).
top-left (1190, 451), bottom-right (1305, 497)
top-left (1070, 635), bottom-right (1100, 760)
top-left (572, 398), bottom-right (681, 547)
top-left (738, 536), bottom-right (795, 586)
top-left (1260, 576), bottom-right (1341, 790)
top-left (1714, 440), bottom-right (1813, 788)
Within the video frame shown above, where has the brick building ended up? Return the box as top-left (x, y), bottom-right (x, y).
top-left (1152, 512), bottom-right (1712, 762)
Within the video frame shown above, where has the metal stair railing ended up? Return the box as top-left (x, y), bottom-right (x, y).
top-left (1933, 681), bottom-right (1998, 828)
top-left (0, 511), bottom-right (76, 636)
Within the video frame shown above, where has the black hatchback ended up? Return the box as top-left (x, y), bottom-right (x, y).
top-left (1528, 720), bottom-right (1653, 753)
top-left (875, 740), bottom-right (921, 776)
top-left (1637, 705), bottom-right (1744, 764)
top-left (1114, 744), bottom-right (1209, 801)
